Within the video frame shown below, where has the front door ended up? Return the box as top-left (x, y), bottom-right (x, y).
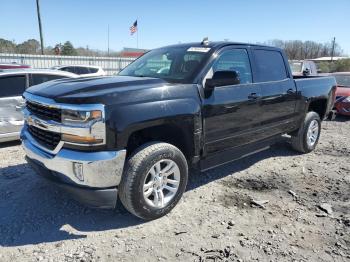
top-left (202, 47), bottom-right (262, 155)
top-left (0, 75), bottom-right (26, 137)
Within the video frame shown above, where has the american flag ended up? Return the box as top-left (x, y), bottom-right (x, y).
top-left (130, 20), bottom-right (137, 35)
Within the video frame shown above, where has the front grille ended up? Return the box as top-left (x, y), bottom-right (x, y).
top-left (26, 101), bottom-right (61, 122)
top-left (28, 125), bottom-right (61, 150)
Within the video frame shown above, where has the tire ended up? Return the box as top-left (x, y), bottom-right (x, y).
top-left (118, 142), bottom-right (188, 220)
top-left (291, 111), bottom-right (321, 153)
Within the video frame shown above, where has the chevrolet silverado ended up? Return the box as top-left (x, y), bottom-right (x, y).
top-left (21, 41), bottom-right (336, 220)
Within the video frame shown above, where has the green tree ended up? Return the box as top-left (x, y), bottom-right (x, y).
top-left (0, 38), bottom-right (17, 53)
top-left (61, 41), bottom-right (77, 56)
top-left (335, 59), bottom-right (350, 72)
top-left (16, 39), bottom-right (41, 54)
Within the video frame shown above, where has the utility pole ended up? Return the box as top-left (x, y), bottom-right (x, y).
top-left (36, 0), bottom-right (44, 55)
top-left (331, 37), bottom-right (336, 62)
top-left (107, 24), bottom-right (110, 56)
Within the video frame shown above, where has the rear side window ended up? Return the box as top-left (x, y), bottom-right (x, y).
top-left (0, 76), bottom-right (26, 97)
top-left (75, 67), bottom-right (90, 75)
top-left (253, 50), bottom-right (288, 82)
top-left (60, 67), bottom-right (75, 73)
top-left (88, 67), bottom-right (99, 73)
top-left (30, 74), bottom-right (66, 86)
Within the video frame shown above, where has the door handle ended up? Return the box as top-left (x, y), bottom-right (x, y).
top-left (248, 93), bottom-right (259, 100)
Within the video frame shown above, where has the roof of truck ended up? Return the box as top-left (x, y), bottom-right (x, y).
top-left (161, 41), bottom-right (281, 51)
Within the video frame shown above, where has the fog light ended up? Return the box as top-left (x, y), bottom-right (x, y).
top-left (73, 162), bottom-right (84, 181)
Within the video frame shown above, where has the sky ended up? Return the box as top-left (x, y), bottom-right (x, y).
top-left (1, 0), bottom-right (349, 55)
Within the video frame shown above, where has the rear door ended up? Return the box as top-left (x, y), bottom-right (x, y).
top-left (202, 47), bottom-right (262, 155)
top-left (0, 75), bottom-right (27, 135)
top-left (251, 48), bottom-right (298, 137)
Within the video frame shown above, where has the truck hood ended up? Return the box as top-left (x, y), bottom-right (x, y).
top-left (26, 76), bottom-right (173, 104)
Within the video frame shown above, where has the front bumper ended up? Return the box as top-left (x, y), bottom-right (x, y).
top-left (21, 129), bottom-right (126, 208)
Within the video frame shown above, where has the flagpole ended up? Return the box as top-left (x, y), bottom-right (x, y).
top-left (137, 19), bottom-right (139, 49)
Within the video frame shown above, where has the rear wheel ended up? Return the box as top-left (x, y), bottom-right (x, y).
top-left (291, 111), bottom-right (321, 153)
top-left (118, 142), bottom-right (188, 220)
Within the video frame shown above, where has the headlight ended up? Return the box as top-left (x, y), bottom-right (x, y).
top-left (61, 109), bottom-right (102, 125)
top-left (61, 109), bottom-right (105, 146)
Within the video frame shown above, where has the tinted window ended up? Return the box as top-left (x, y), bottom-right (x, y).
top-left (212, 49), bottom-right (252, 84)
top-left (253, 50), bottom-right (288, 82)
top-left (88, 67), bottom-right (98, 73)
top-left (119, 46), bottom-right (209, 83)
top-left (75, 67), bottom-right (90, 75)
top-left (60, 67), bottom-right (75, 73)
top-left (30, 74), bottom-right (66, 86)
top-left (0, 76), bottom-right (26, 97)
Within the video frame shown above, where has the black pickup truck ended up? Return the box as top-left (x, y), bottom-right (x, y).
top-left (21, 41), bottom-right (336, 220)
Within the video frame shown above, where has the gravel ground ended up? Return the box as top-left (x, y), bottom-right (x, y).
top-left (0, 117), bottom-right (349, 262)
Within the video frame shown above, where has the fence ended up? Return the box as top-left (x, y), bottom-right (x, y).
top-left (0, 53), bottom-right (136, 75)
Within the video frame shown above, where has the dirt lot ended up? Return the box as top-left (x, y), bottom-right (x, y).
top-left (0, 117), bottom-right (349, 262)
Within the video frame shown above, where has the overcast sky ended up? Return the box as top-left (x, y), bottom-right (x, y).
top-left (1, 0), bottom-right (349, 55)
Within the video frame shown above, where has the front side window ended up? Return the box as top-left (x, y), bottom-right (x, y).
top-left (0, 76), bottom-right (26, 97)
top-left (119, 47), bottom-right (209, 83)
top-left (211, 49), bottom-right (252, 84)
top-left (253, 50), bottom-right (288, 82)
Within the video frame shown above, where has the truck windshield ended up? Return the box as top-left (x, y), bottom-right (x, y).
top-left (334, 75), bottom-right (350, 87)
top-left (290, 62), bottom-right (302, 73)
top-left (119, 47), bottom-right (210, 83)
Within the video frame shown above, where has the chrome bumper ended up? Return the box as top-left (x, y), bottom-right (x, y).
top-left (21, 129), bottom-right (126, 189)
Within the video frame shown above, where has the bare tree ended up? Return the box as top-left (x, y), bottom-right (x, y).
top-left (264, 39), bottom-right (343, 60)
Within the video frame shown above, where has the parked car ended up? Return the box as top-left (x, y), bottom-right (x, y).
top-left (331, 72), bottom-right (350, 116)
top-left (0, 63), bottom-right (31, 69)
top-left (0, 69), bottom-right (77, 143)
top-left (51, 65), bottom-right (106, 77)
top-left (21, 41), bottom-right (336, 220)
top-left (289, 60), bottom-right (318, 76)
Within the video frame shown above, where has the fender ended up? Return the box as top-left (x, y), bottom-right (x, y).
top-left (105, 86), bottom-right (203, 160)
top-left (294, 76), bottom-right (336, 122)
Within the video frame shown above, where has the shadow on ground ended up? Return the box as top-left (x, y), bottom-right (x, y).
top-left (333, 115), bottom-right (350, 122)
top-left (0, 140), bottom-right (298, 247)
top-left (0, 140), bottom-right (21, 149)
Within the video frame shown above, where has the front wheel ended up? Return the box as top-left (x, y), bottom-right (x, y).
top-left (118, 142), bottom-right (188, 220)
top-left (291, 111), bottom-right (321, 153)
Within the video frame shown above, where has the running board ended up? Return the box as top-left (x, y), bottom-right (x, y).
top-left (200, 135), bottom-right (283, 171)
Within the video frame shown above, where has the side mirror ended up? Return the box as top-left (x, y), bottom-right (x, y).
top-left (303, 68), bottom-right (310, 76)
top-left (205, 70), bottom-right (240, 89)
